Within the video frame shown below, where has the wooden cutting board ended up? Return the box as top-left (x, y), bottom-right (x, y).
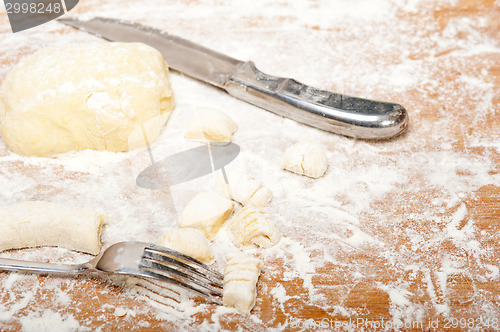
top-left (0, 0), bottom-right (499, 330)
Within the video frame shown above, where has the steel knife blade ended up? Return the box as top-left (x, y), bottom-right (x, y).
top-left (58, 17), bottom-right (408, 139)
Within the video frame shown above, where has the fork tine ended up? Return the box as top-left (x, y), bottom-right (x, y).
top-left (140, 245), bottom-right (225, 303)
top-left (136, 267), bottom-right (223, 305)
top-left (139, 259), bottom-right (223, 296)
top-left (142, 249), bottom-right (223, 288)
top-left (144, 244), bottom-right (224, 282)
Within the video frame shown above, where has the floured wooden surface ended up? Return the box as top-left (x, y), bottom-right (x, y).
top-left (0, 0), bottom-right (499, 330)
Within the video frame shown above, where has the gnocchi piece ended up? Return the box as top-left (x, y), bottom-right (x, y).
top-left (247, 186), bottom-right (273, 207)
top-left (281, 141), bottom-right (328, 178)
top-left (179, 192), bottom-right (234, 240)
top-left (214, 172), bottom-right (273, 207)
top-left (226, 206), bottom-right (281, 248)
top-left (158, 228), bottom-right (214, 263)
top-left (0, 201), bottom-right (106, 255)
top-left (184, 107), bottom-right (238, 143)
top-left (223, 252), bottom-right (262, 315)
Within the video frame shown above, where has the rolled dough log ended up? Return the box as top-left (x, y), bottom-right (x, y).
top-left (0, 201), bottom-right (106, 255)
top-left (0, 42), bottom-right (174, 157)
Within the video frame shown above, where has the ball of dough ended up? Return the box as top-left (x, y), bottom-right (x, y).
top-left (184, 107), bottom-right (237, 143)
top-left (281, 141), bottom-right (328, 178)
top-left (0, 42), bottom-right (175, 157)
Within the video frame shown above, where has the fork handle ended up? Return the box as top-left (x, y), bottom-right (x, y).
top-left (0, 257), bottom-right (92, 275)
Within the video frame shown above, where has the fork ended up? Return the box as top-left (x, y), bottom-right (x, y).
top-left (0, 241), bottom-right (224, 305)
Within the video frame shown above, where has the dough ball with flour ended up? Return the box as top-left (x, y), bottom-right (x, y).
top-left (0, 42), bottom-right (174, 157)
top-left (158, 228), bottom-right (214, 263)
top-left (185, 107), bottom-right (238, 143)
top-left (281, 141), bottom-right (328, 178)
top-left (179, 191), bottom-right (234, 240)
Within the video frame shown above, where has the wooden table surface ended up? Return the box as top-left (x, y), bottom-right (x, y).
top-left (0, 0), bottom-right (499, 331)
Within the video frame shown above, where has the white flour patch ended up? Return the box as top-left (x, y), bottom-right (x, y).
top-left (0, 0), bottom-right (499, 330)
top-left (19, 310), bottom-right (81, 332)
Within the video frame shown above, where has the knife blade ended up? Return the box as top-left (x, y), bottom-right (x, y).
top-left (58, 17), bottom-right (408, 139)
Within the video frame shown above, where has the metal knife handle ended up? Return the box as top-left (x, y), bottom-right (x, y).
top-left (224, 61), bottom-right (408, 139)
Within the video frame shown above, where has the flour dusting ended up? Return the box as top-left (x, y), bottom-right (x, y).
top-left (0, 0), bottom-right (499, 330)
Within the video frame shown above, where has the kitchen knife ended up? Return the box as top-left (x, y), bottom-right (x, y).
top-left (58, 17), bottom-right (408, 139)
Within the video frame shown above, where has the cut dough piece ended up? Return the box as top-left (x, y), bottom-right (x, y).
top-left (247, 187), bottom-right (273, 207)
top-left (0, 201), bottom-right (106, 255)
top-left (214, 172), bottom-right (272, 207)
top-left (281, 141), bottom-right (328, 178)
top-left (215, 172), bottom-right (259, 204)
top-left (0, 42), bottom-right (174, 157)
top-left (179, 192), bottom-right (234, 240)
top-left (226, 206), bottom-right (281, 248)
top-left (158, 228), bottom-right (214, 263)
top-left (184, 107), bottom-right (237, 143)
top-left (223, 252), bottom-right (262, 315)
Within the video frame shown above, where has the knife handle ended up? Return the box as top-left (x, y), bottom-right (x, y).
top-left (224, 61), bottom-right (408, 139)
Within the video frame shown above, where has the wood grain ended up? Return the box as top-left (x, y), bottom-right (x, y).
top-left (0, 0), bottom-right (498, 331)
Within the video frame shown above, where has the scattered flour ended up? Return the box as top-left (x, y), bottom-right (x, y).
top-left (19, 310), bottom-right (81, 332)
top-left (0, 0), bottom-right (498, 330)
